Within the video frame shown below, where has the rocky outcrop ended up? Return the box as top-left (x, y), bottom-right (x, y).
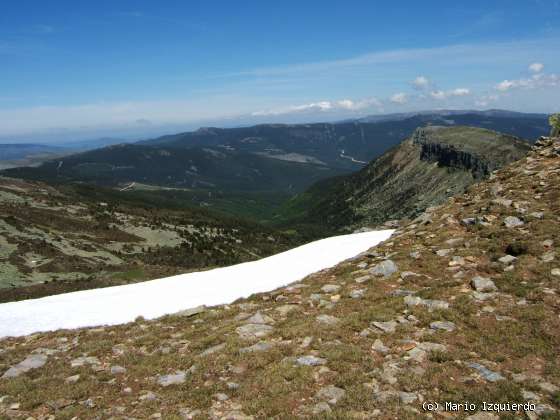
top-left (413, 127), bottom-right (493, 179)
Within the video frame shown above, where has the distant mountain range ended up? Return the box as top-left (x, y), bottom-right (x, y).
top-left (1, 110), bottom-right (550, 220)
top-left (278, 125), bottom-right (531, 230)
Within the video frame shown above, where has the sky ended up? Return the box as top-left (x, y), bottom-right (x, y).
top-left (1, 0), bottom-right (559, 143)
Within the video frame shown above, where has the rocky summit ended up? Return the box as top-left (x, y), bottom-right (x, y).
top-left (1, 137), bottom-right (559, 418)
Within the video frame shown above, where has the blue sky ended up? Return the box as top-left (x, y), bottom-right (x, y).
top-left (1, 0), bottom-right (559, 142)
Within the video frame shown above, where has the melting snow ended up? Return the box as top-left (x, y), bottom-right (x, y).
top-left (0, 230), bottom-right (393, 337)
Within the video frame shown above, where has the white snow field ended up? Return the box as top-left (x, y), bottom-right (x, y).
top-left (0, 230), bottom-right (393, 337)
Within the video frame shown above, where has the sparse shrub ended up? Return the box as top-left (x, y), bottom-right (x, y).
top-left (550, 113), bottom-right (560, 137)
top-left (505, 242), bottom-right (528, 256)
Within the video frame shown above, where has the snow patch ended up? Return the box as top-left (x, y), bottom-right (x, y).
top-left (0, 230), bottom-right (393, 337)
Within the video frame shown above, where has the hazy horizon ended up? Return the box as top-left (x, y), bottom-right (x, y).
top-left (1, 1), bottom-right (559, 143)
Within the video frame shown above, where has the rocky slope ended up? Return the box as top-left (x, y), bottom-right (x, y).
top-left (0, 137), bottom-right (558, 418)
top-left (280, 126), bottom-right (531, 231)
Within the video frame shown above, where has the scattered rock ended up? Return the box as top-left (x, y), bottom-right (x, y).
top-left (296, 355), bottom-right (327, 366)
top-left (158, 371), bottom-right (187, 386)
top-left (404, 295), bottom-right (449, 310)
top-left (355, 275), bottom-right (371, 283)
top-left (430, 321), bottom-right (456, 332)
top-left (371, 320), bottom-right (398, 333)
top-left (240, 341), bottom-right (274, 353)
top-left (468, 362), bottom-right (504, 382)
top-left (315, 385), bottom-right (346, 405)
top-left (275, 304), bottom-right (297, 316)
top-left (312, 402), bottom-right (332, 414)
top-left (2, 354), bottom-right (48, 378)
top-left (399, 392), bottom-right (418, 404)
top-left (321, 284), bottom-right (340, 293)
top-left (236, 324), bottom-right (273, 339)
top-left (350, 289), bottom-right (366, 299)
top-left (70, 356), bottom-right (100, 368)
top-left (471, 276), bottom-right (497, 292)
top-left (498, 255), bottom-right (517, 264)
top-left (369, 260), bottom-right (398, 277)
top-left (372, 339), bottom-right (390, 354)
top-left (504, 216), bottom-right (524, 228)
top-left (199, 343), bottom-right (226, 357)
top-left (175, 305), bottom-right (206, 317)
top-left (551, 268), bottom-right (560, 276)
top-left (538, 382), bottom-right (559, 394)
top-left (110, 365), bottom-right (126, 374)
top-left (316, 314), bottom-right (340, 326)
top-left (245, 311), bottom-right (274, 325)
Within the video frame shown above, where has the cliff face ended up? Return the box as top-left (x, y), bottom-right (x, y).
top-left (280, 126), bottom-right (531, 230)
top-left (413, 128), bottom-right (492, 179)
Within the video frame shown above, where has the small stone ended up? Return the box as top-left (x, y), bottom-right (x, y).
top-left (371, 320), bottom-right (398, 333)
top-left (468, 362), bottom-right (504, 382)
top-left (227, 382), bottom-right (240, 390)
top-left (461, 217), bottom-right (477, 226)
top-left (316, 314), bottom-right (340, 326)
top-left (471, 276), bottom-right (497, 292)
top-left (236, 324), bottom-right (273, 339)
top-left (275, 304), bottom-right (297, 316)
top-left (430, 321), bottom-right (456, 332)
top-left (199, 343), bottom-right (226, 357)
top-left (369, 260), bottom-right (398, 277)
top-left (240, 341), bottom-right (274, 353)
top-left (551, 268), bottom-right (560, 276)
top-left (214, 393), bottom-right (229, 401)
top-left (372, 339), bottom-right (390, 354)
top-left (399, 392), bottom-right (418, 404)
top-left (158, 371), bottom-right (187, 386)
top-left (410, 251), bottom-right (421, 259)
top-left (321, 284), bottom-right (340, 293)
top-left (65, 374), bottom-right (80, 383)
top-left (139, 391), bottom-right (158, 401)
top-left (70, 356), bottom-right (100, 368)
top-left (312, 402), bottom-right (332, 414)
top-left (541, 252), bottom-right (555, 263)
top-left (504, 216), bottom-right (524, 228)
top-left (296, 355), bottom-right (327, 366)
top-left (350, 289), bottom-right (366, 299)
top-left (315, 385), bottom-right (346, 405)
top-left (436, 249), bottom-right (453, 257)
top-left (493, 198), bottom-right (513, 207)
top-left (538, 382), bottom-right (559, 394)
top-left (301, 336), bottom-right (313, 348)
top-left (245, 311), bottom-right (274, 325)
top-left (498, 255), bottom-right (517, 264)
top-left (354, 275), bottom-right (371, 284)
top-left (2, 354), bottom-right (48, 378)
top-left (110, 365), bottom-right (126, 374)
top-left (174, 305), bottom-right (206, 317)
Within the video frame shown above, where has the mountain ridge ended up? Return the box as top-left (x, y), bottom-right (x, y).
top-left (278, 126), bottom-right (531, 230)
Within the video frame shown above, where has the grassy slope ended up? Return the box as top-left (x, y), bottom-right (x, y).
top-left (0, 138), bottom-right (558, 418)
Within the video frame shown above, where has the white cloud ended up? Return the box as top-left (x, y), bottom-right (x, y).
top-left (529, 62), bottom-right (544, 73)
top-left (495, 72), bottom-right (559, 91)
top-left (252, 97), bottom-right (383, 116)
top-left (390, 93), bottom-right (408, 104)
top-left (430, 88), bottom-right (471, 100)
top-left (412, 76), bottom-right (430, 90)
